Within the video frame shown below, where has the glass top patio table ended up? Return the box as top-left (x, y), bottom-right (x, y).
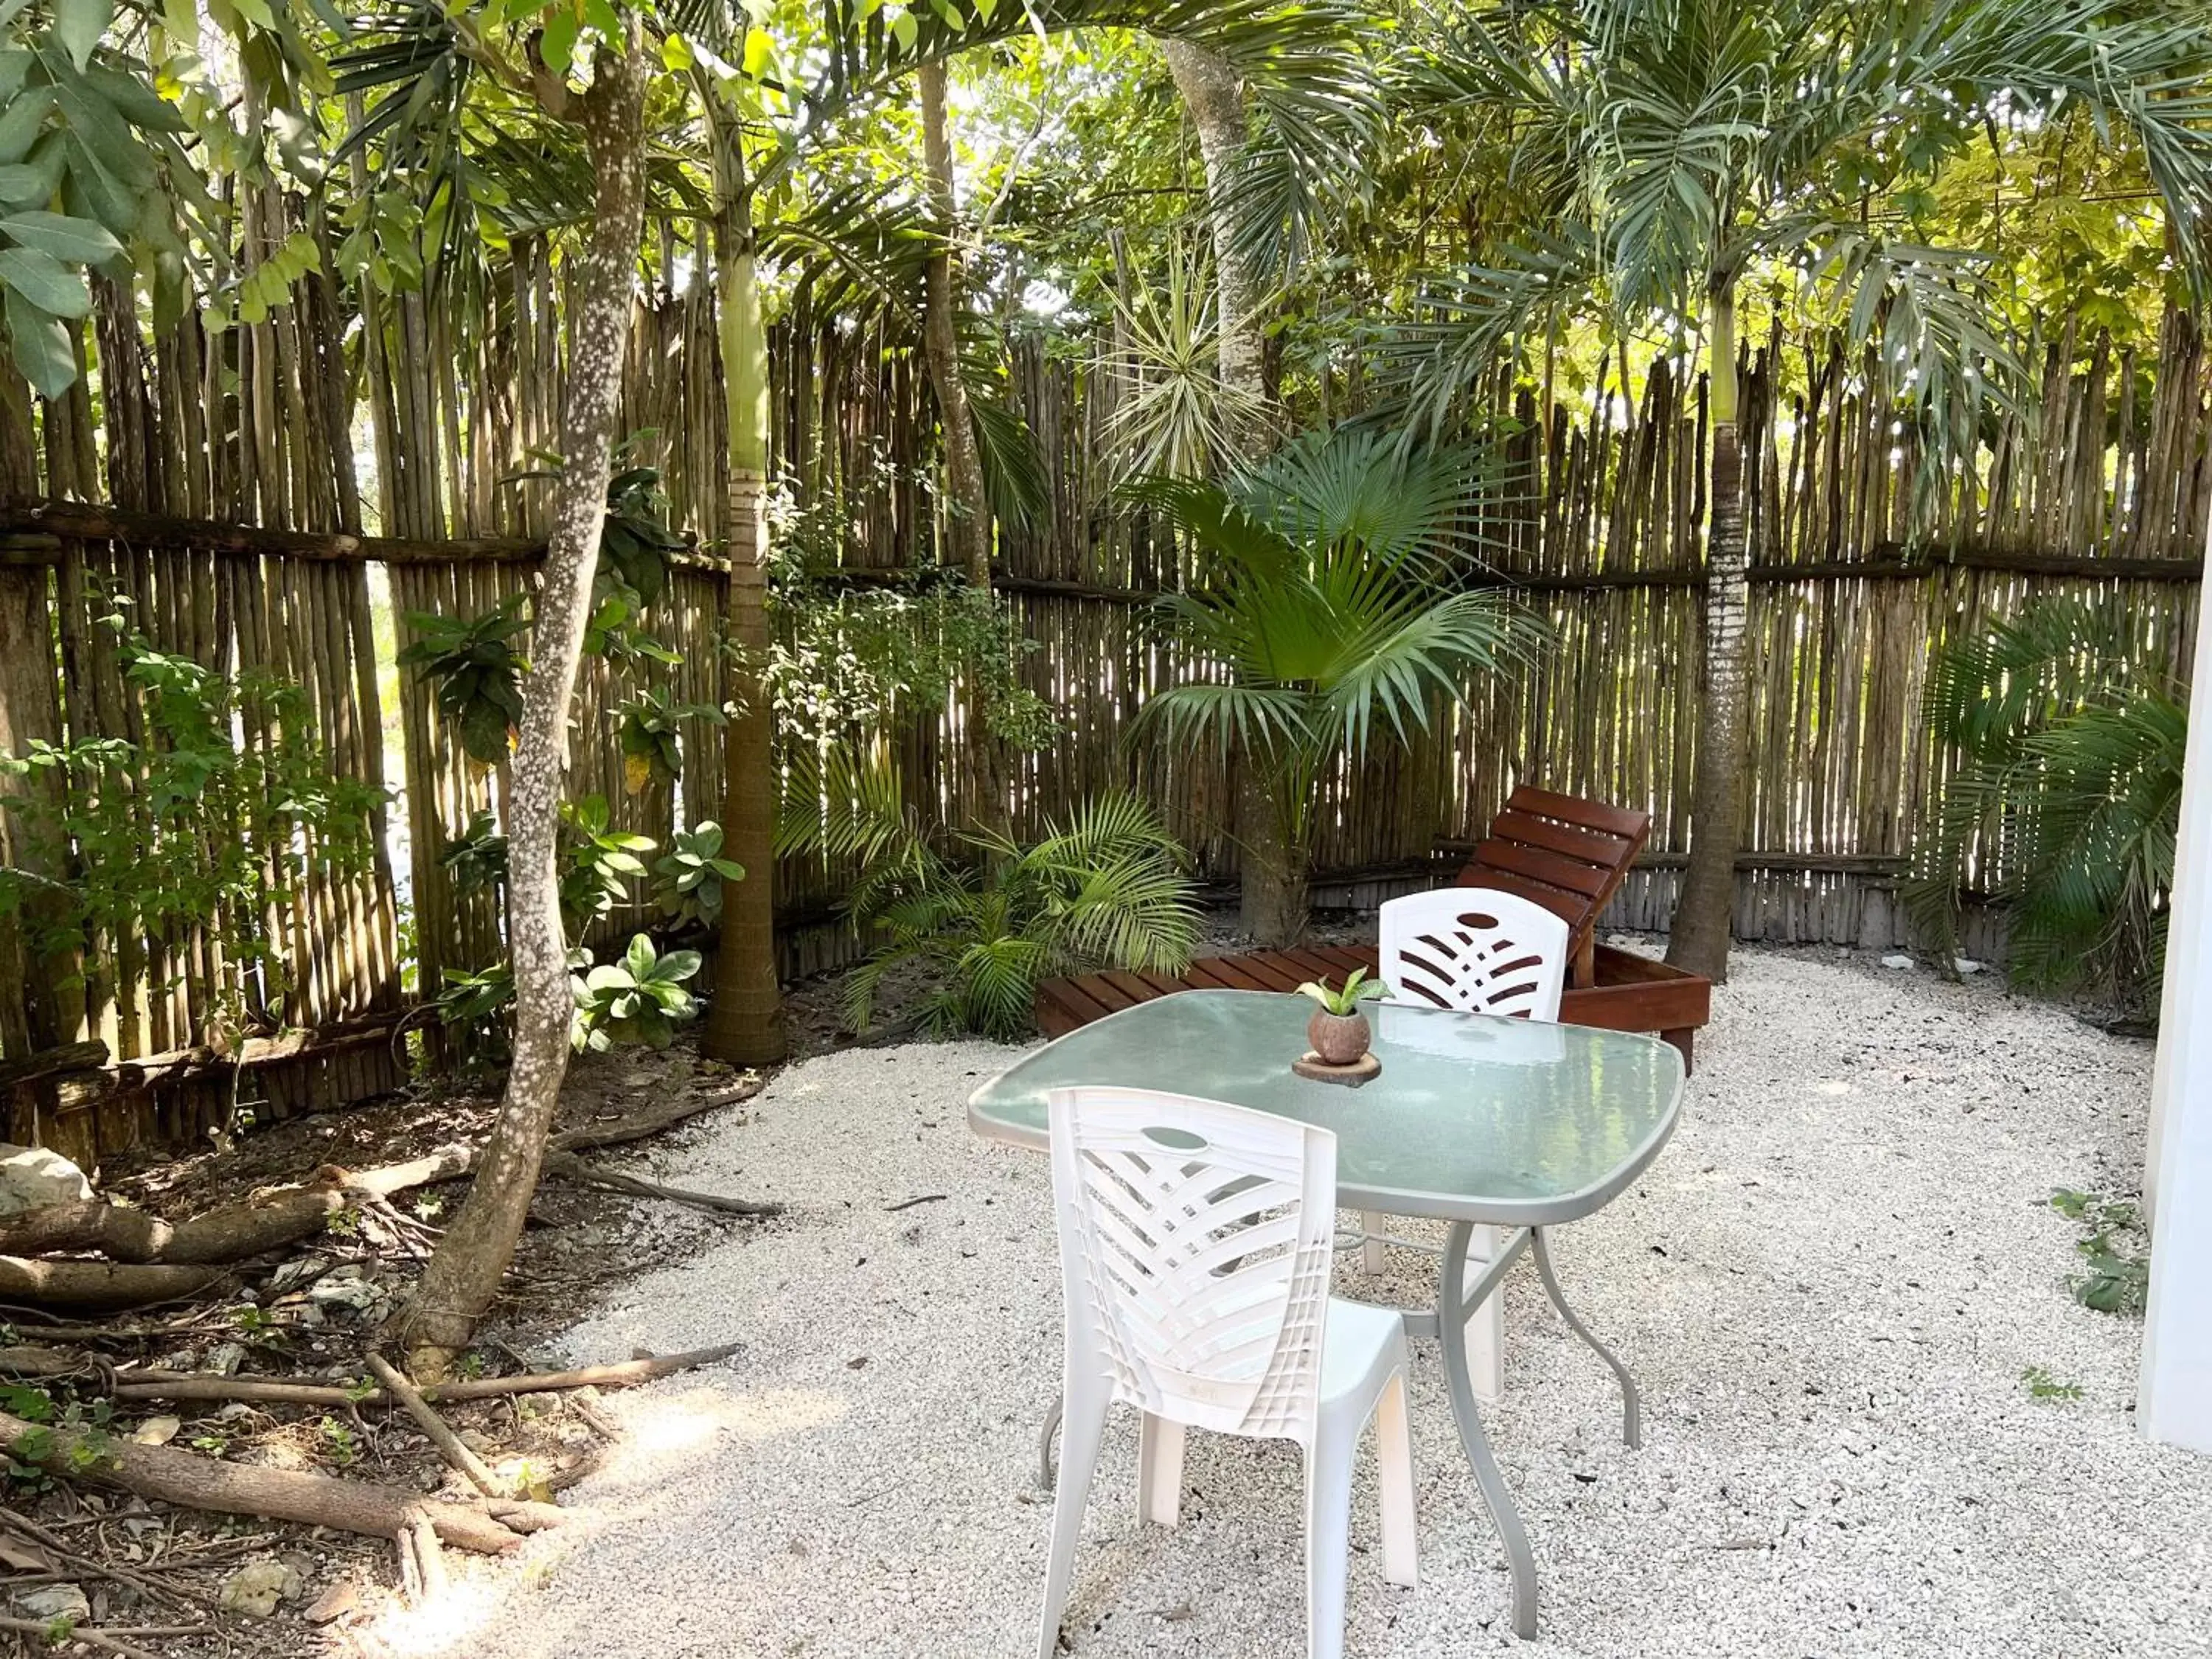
top-left (967, 988), bottom-right (1685, 1225)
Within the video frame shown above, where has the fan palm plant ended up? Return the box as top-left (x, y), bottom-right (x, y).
top-left (1131, 424), bottom-right (1542, 945)
top-left (843, 792), bottom-right (1203, 1041)
top-left (1380, 0), bottom-right (2212, 983)
top-left (1911, 599), bottom-right (2185, 1008)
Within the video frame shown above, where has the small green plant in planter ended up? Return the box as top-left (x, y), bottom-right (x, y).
top-left (1295, 969), bottom-right (1391, 1066)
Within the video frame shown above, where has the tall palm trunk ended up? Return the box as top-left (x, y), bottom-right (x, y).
top-left (1161, 36), bottom-right (1297, 943)
top-left (702, 122), bottom-right (788, 1067)
top-left (1159, 38), bottom-right (1270, 462)
top-left (1668, 284), bottom-right (1748, 983)
top-left (394, 38), bottom-right (649, 1370)
top-left (917, 62), bottom-right (990, 587)
top-left (916, 60), bottom-right (1011, 838)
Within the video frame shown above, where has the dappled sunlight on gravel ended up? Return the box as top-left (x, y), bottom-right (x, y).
top-left (435, 950), bottom-right (2210, 1658)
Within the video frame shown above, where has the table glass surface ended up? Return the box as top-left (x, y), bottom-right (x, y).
top-left (968, 990), bottom-right (1684, 1224)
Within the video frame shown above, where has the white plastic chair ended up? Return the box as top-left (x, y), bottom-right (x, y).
top-left (1359, 887), bottom-right (1572, 1402)
top-left (1039, 1085), bottom-right (1417, 1659)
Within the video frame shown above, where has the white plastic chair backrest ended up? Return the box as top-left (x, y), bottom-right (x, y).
top-left (1378, 886), bottom-right (1570, 1022)
top-left (1048, 1085), bottom-right (1338, 1446)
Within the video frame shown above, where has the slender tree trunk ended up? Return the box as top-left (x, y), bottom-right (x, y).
top-left (392, 42), bottom-right (650, 1370)
top-left (1161, 37), bottom-right (1298, 939)
top-left (917, 61), bottom-right (991, 587)
top-left (702, 127), bottom-right (788, 1067)
top-left (916, 60), bottom-right (1012, 838)
top-left (1159, 38), bottom-right (1270, 464)
top-left (1668, 285), bottom-right (1748, 984)
top-left (1236, 762), bottom-right (1308, 946)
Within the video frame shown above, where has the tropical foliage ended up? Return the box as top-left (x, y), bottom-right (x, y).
top-left (1130, 423), bottom-right (1539, 939)
top-left (1910, 600), bottom-right (2184, 1006)
top-left (838, 790), bottom-right (1202, 1041)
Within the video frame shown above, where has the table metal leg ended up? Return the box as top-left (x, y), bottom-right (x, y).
top-left (1440, 1220), bottom-right (1539, 1640)
top-left (1038, 1397), bottom-right (1063, 1489)
top-left (1531, 1226), bottom-right (1641, 1450)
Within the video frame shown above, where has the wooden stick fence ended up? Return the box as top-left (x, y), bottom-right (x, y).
top-left (0, 229), bottom-right (2204, 1163)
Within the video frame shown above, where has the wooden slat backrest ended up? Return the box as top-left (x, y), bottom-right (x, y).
top-left (1453, 786), bottom-right (1652, 987)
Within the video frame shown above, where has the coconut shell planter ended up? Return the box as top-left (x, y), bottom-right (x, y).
top-left (1293, 973), bottom-right (1387, 1087)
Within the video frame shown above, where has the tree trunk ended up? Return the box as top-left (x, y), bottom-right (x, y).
top-left (392, 43), bottom-right (650, 1369)
top-left (1163, 38), bottom-right (1295, 938)
top-left (1236, 762), bottom-right (1308, 946)
top-left (917, 61), bottom-right (991, 588)
top-left (1668, 287), bottom-right (1748, 984)
top-left (1159, 38), bottom-right (1270, 465)
top-left (916, 60), bottom-right (1011, 838)
top-left (702, 126), bottom-right (788, 1067)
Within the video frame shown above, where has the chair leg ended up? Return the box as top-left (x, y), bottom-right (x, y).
top-left (1036, 1376), bottom-right (1111, 1659)
top-left (1373, 1372), bottom-right (1418, 1590)
top-left (1136, 1413), bottom-right (1184, 1527)
top-left (1359, 1208), bottom-right (1386, 1276)
top-left (1301, 1429), bottom-right (1357, 1659)
top-left (1464, 1223), bottom-right (1505, 1405)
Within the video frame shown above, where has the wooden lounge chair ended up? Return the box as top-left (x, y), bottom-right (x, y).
top-left (1034, 786), bottom-right (1714, 1071)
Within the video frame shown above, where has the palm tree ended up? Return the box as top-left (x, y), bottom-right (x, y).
top-left (694, 0), bottom-right (1371, 1061)
top-left (1912, 599), bottom-right (2186, 1006)
top-left (1382, 0), bottom-right (2212, 983)
top-left (1132, 425), bottom-right (1541, 944)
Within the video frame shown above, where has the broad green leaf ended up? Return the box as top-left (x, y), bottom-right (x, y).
top-left (539, 9), bottom-right (578, 76)
top-left (0, 88), bottom-right (54, 167)
top-left (0, 209), bottom-right (117, 262)
top-left (52, 0), bottom-right (114, 72)
top-left (0, 164), bottom-right (46, 206)
top-left (0, 244), bottom-right (88, 317)
top-left (3, 288), bottom-right (71, 396)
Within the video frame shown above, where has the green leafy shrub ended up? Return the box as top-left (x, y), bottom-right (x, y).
top-left (0, 612), bottom-right (380, 1026)
top-left (1911, 599), bottom-right (2183, 1005)
top-left (398, 595), bottom-right (530, 766)
top-left (557, 796), bottom-right (655, 931)
top-left (571, 935), bottom-right (702, 1051)
top-left (653, 823), bottom-right (745, 930)
top-left (613, 684), bottom-right (723, 796)
top-left (841, 792), bottom-right (1200, 1042)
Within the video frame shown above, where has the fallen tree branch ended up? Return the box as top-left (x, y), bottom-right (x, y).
top-left (541, 1152), bottom-right (782, 1217)
top-left (0, 1144), bottom-right (477, 1280)
top-left (0, 1506), bottom-right (212, 1613)
top-left (0, 1613), bottom-right (164, 1659)
top-left (0, 1410), bottom-right (545, 1554)
top-left (548, 1079), bottom-right (760, 1155)
top-left (111, 1342), bottom-right (744, 1408)
top-left (366, 1354), bottom-right (504, 1498)
top-left (0, 1259), bottom-right (227, 1312)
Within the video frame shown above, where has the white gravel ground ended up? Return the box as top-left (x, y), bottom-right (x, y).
top-left (359, 947), bottom-right (2212, 1659)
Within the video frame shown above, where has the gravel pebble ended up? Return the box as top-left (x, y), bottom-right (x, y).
top-left (373, 948), bottom-right (2212, 1659)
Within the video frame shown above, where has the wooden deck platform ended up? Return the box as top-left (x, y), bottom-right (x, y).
top-left (1034, 787), bottom-right (1713, 1071)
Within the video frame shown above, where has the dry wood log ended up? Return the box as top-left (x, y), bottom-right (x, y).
top-left (0, 1143), bottom-right (476, 1270)
top-left (366, 1353), bottom-right (504, 1498)
top-left (0, 1259), bottom-right (226, 1311)
top-left (546, 1079), bottom-right (760, 1154)
top-left (0, 1409), bottom-right (540, 1553)
top-left (111, 1341), bottom-right (744, 1407)
top-left (0, 1345), bottom-right (79, 1377)
top-left (400, 1512), bottom-right (448, 1606)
